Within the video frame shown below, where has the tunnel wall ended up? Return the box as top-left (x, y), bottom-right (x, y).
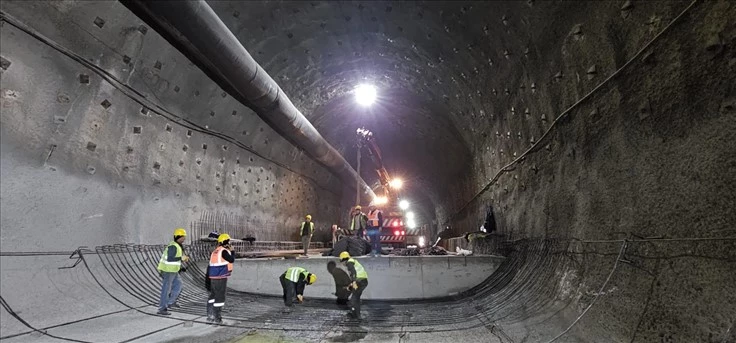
top-left (0, 0), bottom-right (344, 252)
top-left (447, 1), bottom-right (736, 342)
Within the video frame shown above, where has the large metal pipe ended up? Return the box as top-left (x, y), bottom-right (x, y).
top-left (120, 0), bottom-right (375, 200)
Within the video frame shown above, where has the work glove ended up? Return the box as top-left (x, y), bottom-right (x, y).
top-left (297, 295), bottom-right (304, 303)
top-left (348, 281), bottom-right (358, 291)
top-left (182, 255), bottom-right (190, 262)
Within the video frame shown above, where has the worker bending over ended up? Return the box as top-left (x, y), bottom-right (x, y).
top-left (300, 215), bottom-right (314, 256)
top-left (340, 252), bottom-right (368, 319)
top-left (156, 228), bottom-right (189, 315)
top-left (279, 267), bottom-right (317, 307)
top-left (206, 234), bottom-right (234, 324)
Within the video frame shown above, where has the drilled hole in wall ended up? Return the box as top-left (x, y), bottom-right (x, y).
top-left (140, 107), bottom-right (149, 115)
top-left (79, 74), bottom-right (90, 84)
top-left (154, 61), bottom-right (162, 70)
top-left (202, 144), bottom-right (207, 150)
top-left (0, 57), bottom-right (12, 71)
top-left (222, 145), bottom-right (228, 151)
top-left (133, 126), bottom-right (142, 134)
top-left (122, 166), bottom-right (129, 172)
top-left (232, 110), bottom-right (237, 116)
top-left (165, 124), bottom-right (172, 132)
top-left (179, 160), bottom-right (184, 167)
top-left (216, 172), bottom-right (221, 178)
top-left (249, 157), bottom-right (254, 162)
top-left (86, 142), bottom-right (97, 152)
top-left (196, 159), bottom-right (202, 166)
top-left (123, 55), bottom-right (131, 64)
top-left (174, 86), bottom-right (180, 93)
top-left (101, 99), bottom-right (112, 109)
top-left (210, 111), bottom-right (215, 117)
top-left (236, 158), bottom-right (240, 164)
top-left (259, 127), bottom-right (264, 132)
top-left (182, 145), bottom-right (188, 152)
top-left (220, 158), bottom-right (225, 164)
top-left (153, 162), bottom-right (161, 170)
top-left (186, 130), bottom-right (192, 137)
top-left (126, 146), bottom-right (133, 153)
top-left (241, 130), bottom-right (248, 136)
top-left (93, 17), bottom-right (105, 28)
top-left (194, 90), bottom-right (200, 96)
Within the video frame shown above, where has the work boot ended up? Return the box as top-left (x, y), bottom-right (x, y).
top-left (213, 307), bottom-right (223, 324)
top-left (157, 309), bottom-right (171, 316)
top-left (206, 303), bottom-right (215, 323)
top-left (168, 303), bottom-right (181, 309)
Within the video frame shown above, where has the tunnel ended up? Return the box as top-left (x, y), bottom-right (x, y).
top-left (1, 0), bottom-right (735, 342)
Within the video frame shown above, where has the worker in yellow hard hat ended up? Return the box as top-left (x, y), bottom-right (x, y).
top-left (279, 267), bottom-right (317, 308)
top-left (300, 214), bottom-right (314, 257)
top-left (350, 206), bottom-right (368, 239)
top-left (339, 251), bottom-right (368, 320)
top-left (156, 228), bottom-right (190, 315)
top-left (205, 233), bottom-right (234, 324)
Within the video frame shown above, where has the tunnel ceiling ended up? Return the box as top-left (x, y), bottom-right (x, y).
top-left (208, 1), bottom-right (537, 219)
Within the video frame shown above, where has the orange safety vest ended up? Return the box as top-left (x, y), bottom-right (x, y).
top-left (208, 246), bottom-right (233, 279)
top-left (367, 210), bottom-right (382, 227)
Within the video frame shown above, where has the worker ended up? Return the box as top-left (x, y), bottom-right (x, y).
top-left (156, 228), bottom-right (190, 315)
top-left (300, 215), bottom-right (314, 256)
top-left (205, 233), bottom-right (234, 324)
top-left (339, 252), bottom-right (368, 320)
top-left (366, 204), bottom-right (384, 257)
top-left (331, 224), bottom-right (339, 246)
top-left (349, 206), bottom-right (368, 239)
top-left (278, 267), bottom-right (317, 307)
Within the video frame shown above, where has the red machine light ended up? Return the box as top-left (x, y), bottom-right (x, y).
top-left (400, 231), bottom-right (406, 235)
top-left (394, 230), bottom-right (400, 236)
top-left (393, 221), bottom-right (400, 227)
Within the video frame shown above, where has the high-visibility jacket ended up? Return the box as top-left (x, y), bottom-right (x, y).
top-left (209, 246), bottom-right (233, 279)
top-left (347, 258), bottom-right (368, 280)
top-left (350, 213), bottom-right (367, 231)
top-left (157, 241), bottom-right (182, 273)
top-left (284, 267), bottom-right (309, 283)
top-left (300, 221), bottom-right (314, 236)
top-left (367, 210), bottom-right (382, 227)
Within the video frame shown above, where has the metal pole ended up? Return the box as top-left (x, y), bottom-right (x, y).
top-left (356, 144), bottom-right (361, 206)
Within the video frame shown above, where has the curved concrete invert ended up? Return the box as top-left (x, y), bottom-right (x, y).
top-left (1, 1), bottom-right (735, 343)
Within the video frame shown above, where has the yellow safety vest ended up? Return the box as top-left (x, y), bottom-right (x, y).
top-left (157, 241), bottom-right (182, 273)
top-left (285, 267), bottom-right (308, 282)
top-left (348, 258), bottom-right (368, 280)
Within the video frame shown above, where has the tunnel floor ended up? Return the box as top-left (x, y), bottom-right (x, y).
top-left (1, 240), bottom-right (589, 343)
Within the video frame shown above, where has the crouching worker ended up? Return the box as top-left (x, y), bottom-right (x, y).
top-left (339, 252), bottom-right (368, 320)
top-left (206, 234), bottom-right (234, 324)
top-left (279, 267), bottom-right (316, 307)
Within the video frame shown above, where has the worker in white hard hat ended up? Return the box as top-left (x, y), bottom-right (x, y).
top-left (340, 251), bottom-right (368, 320)
top-left (156, 228), bottom-right (189, 315)
top-left (205, 233), bottom-right (234, 324)
top-left (366, 203), bottom-right (384, 257)
top-left (300, 215), bottom-right (314, 256)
